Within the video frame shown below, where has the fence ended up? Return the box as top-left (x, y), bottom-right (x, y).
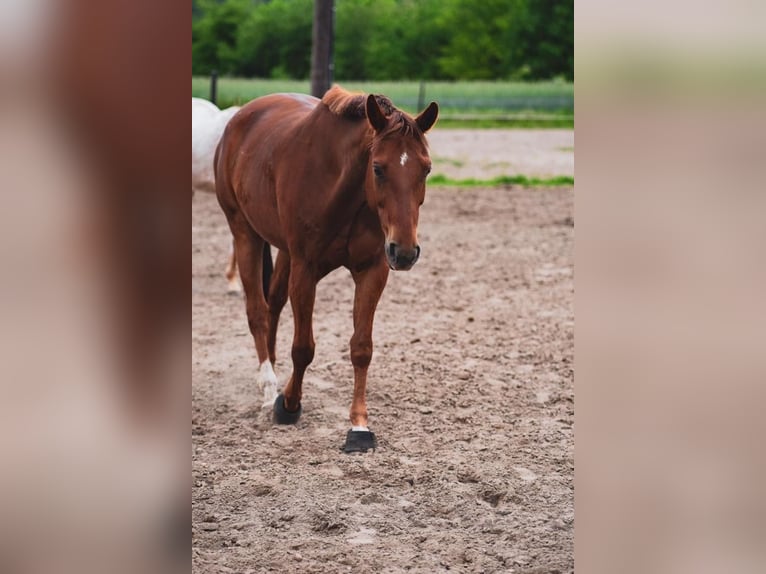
top-left (194, 76), bottom-right (574, 125)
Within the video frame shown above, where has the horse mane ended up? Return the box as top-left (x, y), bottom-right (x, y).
top-left (321, 86), bottom-right (425, 142)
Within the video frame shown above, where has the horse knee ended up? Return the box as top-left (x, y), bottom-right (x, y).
top-left (291, 343), bottom-right (315, 370)
top-left (350, 337), bottom-right (373, 369)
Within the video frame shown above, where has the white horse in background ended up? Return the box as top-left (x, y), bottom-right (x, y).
top-left (192, 97), bottom-right (241, 292)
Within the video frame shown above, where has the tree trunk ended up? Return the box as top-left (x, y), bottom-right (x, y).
top-left (310, 0), bottom-right (334, 98)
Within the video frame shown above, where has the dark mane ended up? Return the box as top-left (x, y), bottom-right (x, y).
top-left (321, 85), bottom-right (424, 142)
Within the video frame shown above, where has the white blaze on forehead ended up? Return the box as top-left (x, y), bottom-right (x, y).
top-left (400, 151), bottom-right (408, 166)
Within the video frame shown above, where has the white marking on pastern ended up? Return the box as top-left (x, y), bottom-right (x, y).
top-left (257, 360), bottom-right (278, 406)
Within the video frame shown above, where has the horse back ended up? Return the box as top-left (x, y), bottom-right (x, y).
top-left (224, 93), bottom-right (317, 157)
top-left (215, 94), bottom-right (319, 249)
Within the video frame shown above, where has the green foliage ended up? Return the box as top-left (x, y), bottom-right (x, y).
top-left (334, 0), bottom-right (379, 80)
top-left (236, 0), bottom-right (313, 78)
top-left (192, 0), bottom-right (252, 75)
top-left (192, 0), bottom-right (573, 81)
top-left (427, 174), bottom-right (574, 187)
top-left (516, 0), bottom-right (574, 80)
top-left (437, 0), bottom-right (522, 80)
top-left (334, 0), bottom-right (452, 80)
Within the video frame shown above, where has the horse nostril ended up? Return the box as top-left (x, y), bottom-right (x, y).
top-left (396, 249), bottom-right (417, 266)
top-left (388, 242), bottom-right (397, 259)
top-left (415, 245), bottom-right (421, 259)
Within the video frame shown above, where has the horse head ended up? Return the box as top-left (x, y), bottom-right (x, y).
top-left (364, 95), bottom-right (438, 270)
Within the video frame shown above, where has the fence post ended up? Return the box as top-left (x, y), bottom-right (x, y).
top-left (311, 0), bottom-right (334, 98)
top-left (417, 80), bottom-right (426, 111)
top-left (210, 70), bottom-right (218, 105)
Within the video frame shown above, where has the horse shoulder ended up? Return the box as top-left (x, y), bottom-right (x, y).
top-left (346, 205), bottom-right (385, 270)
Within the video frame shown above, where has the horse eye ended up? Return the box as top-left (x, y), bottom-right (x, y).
top-left (373, 164), bottom-right (384, 178)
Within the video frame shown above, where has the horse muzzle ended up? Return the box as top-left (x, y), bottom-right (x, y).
top-left (386, 242), bottom-right (420, 270)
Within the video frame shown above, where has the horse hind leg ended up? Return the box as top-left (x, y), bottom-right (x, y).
top-left (267, 249), bottom-right (291, 365)
top-left (229, 220), bottom-right (278, 406)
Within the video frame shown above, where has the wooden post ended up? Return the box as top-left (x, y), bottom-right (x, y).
top-left (310, 0), bottom-right (334, 98)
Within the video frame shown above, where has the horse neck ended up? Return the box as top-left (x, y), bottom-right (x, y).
top-left (319, 113), bottom-right (373, 202)
top-left (292, 109), bottom-right (384, 261)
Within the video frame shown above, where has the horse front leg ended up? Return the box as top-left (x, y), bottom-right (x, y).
top-left (344, 258), bottom-right (389, 453)
top-left (273, 260), bottom-right (316, 424)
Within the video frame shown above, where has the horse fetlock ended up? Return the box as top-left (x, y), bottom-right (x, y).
top-left (349, 407), bottom-right (368, 428)
top-left (350, 419), bottom-right (369, 431)
top-left (256, 361), bottom-right (279, 404)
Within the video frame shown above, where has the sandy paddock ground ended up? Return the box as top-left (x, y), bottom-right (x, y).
top-left (193, 129), bottom-right (574, 573)
top-left (427, 129), bottom-right (574, 179)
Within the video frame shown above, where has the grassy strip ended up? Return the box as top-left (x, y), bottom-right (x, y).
top-left (192, 77), bottom-right (573, 104)
top-left (192, 76), bottom-right (574, 118)
top-left (435, 117), bottom-right (574, 129)
top-left (428, 174), bottom-right (574, 187)
top-left (192, 77), bottom-right (574, 129)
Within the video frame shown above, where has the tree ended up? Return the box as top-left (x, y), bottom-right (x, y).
top-left (191, 0), bottom-right (574, 82)
top-left (192, 0), bottom-right (252, 75)
top-left (437, 0), bottom-right (526, 80)
top-left (334, 0), bottom-right (376, 80)
top-left (517, 0), bottom-right (574, 80)
top-left (235, 0), bottom-right (313, 78)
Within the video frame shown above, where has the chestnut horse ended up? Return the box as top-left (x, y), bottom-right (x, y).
top-left (215, 87), bottom-right (438, 452)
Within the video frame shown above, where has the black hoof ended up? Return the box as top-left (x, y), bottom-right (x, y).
top-left (272, 394), bottom-right (301, 424)
top-left (342, 429), bottom-right (377, 453)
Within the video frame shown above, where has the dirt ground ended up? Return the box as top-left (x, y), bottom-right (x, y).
top-left (427, 129), bottom-right (574, 180)
top-left (193, 130), bottom-right (574, 573)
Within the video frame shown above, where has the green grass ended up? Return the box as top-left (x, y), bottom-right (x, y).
top-left (192, 77), bottom-right (574, 128)
top-left (428, 174), bottom-right (574, 187)
top-left (433, 157), bottom-right (465, 168)
top-left (436, 116), bottom-right (573, 129)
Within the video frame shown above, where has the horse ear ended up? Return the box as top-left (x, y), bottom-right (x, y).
top-left (366, 95), bottom-right (387, 132)
top-left (416, 101), bottom-right (439, 133)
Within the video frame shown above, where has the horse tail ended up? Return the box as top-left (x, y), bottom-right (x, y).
top-left (262, 242), bottom-right (273, 302)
